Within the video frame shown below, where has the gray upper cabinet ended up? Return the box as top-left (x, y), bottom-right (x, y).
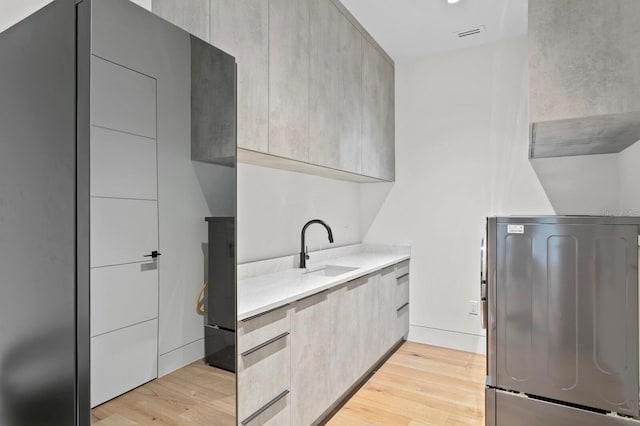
top-left (269, 0), bottom-right (311, 162)
top-left (151, 0), bottom-right (210, 41)
top-left (528, 0), bottom-right (640, 159)
top-left (308, 0), bottom-right (341, 169)
top-left (210, 0), bottom-right (269, 153)
top-left (152, 0), bottom-right (395, 181)
top-left (362, 39), bottom-right (395, 181)
top-left (338, 13), bottom-right (363, 175)
top-left (309, 1), bottom-right (364, 175)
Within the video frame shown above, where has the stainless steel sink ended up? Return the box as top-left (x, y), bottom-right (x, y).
top-left (304, 265), bottom-right (358, 277)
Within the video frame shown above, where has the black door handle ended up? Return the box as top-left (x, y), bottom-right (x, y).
top-left (144, 250), bottom-right (161, 259)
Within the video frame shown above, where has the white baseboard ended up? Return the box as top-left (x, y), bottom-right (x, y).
top-left (158, 338), bottom-right (204, 377)
top-left (408, 324), bottom-right (486, 355)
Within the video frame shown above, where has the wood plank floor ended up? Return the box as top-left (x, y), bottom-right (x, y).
top-left (91, 361), bottom-right (236, 425)
top-left (92, 342), bottom-right (485, 425)
top-left (327, 342), bottom-right (485, 425)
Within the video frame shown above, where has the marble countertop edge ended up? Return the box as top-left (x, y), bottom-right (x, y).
top-left (237, 250), bottom-right (410, 321)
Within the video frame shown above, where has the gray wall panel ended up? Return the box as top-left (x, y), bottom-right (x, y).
top-left (0, 1), bottom-right (78, 424)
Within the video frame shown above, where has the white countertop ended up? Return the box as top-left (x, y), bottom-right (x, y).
top-left (237, 251), bottom-right (410, 321)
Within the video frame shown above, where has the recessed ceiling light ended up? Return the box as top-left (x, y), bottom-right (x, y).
top-left (448, 0), bottom-right (461, 3)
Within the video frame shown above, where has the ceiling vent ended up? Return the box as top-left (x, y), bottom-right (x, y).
top-left (455, 25), bottom-right (485, 39)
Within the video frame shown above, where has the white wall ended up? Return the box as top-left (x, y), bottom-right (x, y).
top-left (619, 140), bottom-right (640, 215)
top-left (362, 36), bottom-right (555, 353)
top-left (237, 163), bottom-right (361, 264)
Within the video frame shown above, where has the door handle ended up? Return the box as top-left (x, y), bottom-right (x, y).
top-left (144, 250), bottom-right (161, 259)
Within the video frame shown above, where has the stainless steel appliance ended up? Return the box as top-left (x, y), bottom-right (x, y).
top-left (483, 216), bottom-right (640, 425)
top-left (205, 217), bottom-right (236, 372)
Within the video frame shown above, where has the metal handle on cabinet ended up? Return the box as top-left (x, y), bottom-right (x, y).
top-left (397, 302), bottom-right (409, 312)
top-left (480, 299), bottom-right (487, 329)
top-left (240, 332), bottom-right (289, 357)
top-left (241, 390), bottom-right (290, 425)
top-left (241, 304), bottom-right (289, 322)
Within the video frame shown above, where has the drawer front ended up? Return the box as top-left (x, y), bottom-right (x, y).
top-left (395, 260), bottom-right (410, 279)
top-left (238, 333), bottom-right (290, 422)
top-left (238, 305), bottom-right (290, 354)
top-left (395, 273), bottom-right (409, 308)
top-left (395, 302), bottom-right (410, 342)
top-left (241, 391), bottom-right (290, 426)
top-left (90, 319), bottom-right (158, 407)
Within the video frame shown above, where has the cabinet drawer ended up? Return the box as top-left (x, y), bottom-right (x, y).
top-left (241, 390), bottom-right (290, 426)
top-left (238, 333), bottom-right (290, 422)
top-left (395, 260), bottom-right (410, 278)
top-left (395, 273), bottom-right (409, 308)
top-left (238, 305), bottom-right (290, 354)
top-left (395, 302), bottom-right (410, 342)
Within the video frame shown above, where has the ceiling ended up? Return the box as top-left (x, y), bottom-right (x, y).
top-left (341, 0), bottom-right (528, 60)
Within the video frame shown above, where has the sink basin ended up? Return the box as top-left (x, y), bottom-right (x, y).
top-left (304, 265), bottom-right (359, 277)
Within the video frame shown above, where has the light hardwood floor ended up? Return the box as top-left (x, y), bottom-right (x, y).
top-left (91, 362), bottom-right (235, 425)
top-left (327, 342), bottom-right (486, 425)
top-left (91, 342), bottom-right (485, 425)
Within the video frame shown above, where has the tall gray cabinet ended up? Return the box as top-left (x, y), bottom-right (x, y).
top-left (0, 0), bottom-right (237, 424)
top-left (153, 0), bottom-right (395, 182)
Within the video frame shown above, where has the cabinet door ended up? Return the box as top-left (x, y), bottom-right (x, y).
top-left (329, 278), bottom-right (363, 402)
top-left (308, 0), bottom-right (340, 169)
top-left (210, 0), bottom-right (269, 153)
top-left (338, 15), bottom-right (363, 174)
top-left (151, 0), bottom-right (210, 40)
top-left (358, 273), bottom-right (380, 375)
top-left (291, 291), bottom-right (330, 425)
top-left (362, 40), bottom-right (395, 181)
top-left (269, 0), bottom-right (311, 161)
top-left (377, 266), bottom-right (397, 355)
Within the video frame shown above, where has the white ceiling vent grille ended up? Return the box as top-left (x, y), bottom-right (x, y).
top-left (455, 25), bottom-right (485, 39)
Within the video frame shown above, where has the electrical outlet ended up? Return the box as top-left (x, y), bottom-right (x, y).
top-left (469, 300), bottom-right (479, 315)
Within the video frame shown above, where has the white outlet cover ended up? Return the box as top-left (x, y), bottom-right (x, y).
top-left (469, 300), bottom-right (479, 315)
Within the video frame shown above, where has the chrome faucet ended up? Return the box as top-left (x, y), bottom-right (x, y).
top-left (300, 219), bottom-right (334, 268)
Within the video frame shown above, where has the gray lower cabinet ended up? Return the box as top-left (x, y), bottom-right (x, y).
top-left (290, 291), bottom-right (331, 425)
top-left (240, 260), bottom-right (409, 425)
top-left (395, 262), bottom-right (410, 342)
top-left (237, 306), bottom-right (291, 426)
top-left (328, 277), bottom-right (364, 401)
top-left (269, 0), bottom-right (311, 162)
top-left (209, 0), bottom-right (269, 153)
top-left (358, 272), bottom-right (381, 375)
top-left (377, 266), bottom-right (397, 356)
top-left (362, 39), bottom-right (395, 181)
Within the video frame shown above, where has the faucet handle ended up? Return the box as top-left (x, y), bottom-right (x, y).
top-left (305, 246), bottom-right (310, 260)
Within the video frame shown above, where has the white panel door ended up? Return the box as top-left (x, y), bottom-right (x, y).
top-left (90, 126), bottom-right (157, 200)
top-left (90, 319), bottom-right (158, 407)
top-left (90, 54), bottom-right (159, 407)
top-left (91, 262), bottom-right (159, 337)
top-left (91, 55), bottom-right (156, 138)
top-left (90, 197), bottom-right (158, 268)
